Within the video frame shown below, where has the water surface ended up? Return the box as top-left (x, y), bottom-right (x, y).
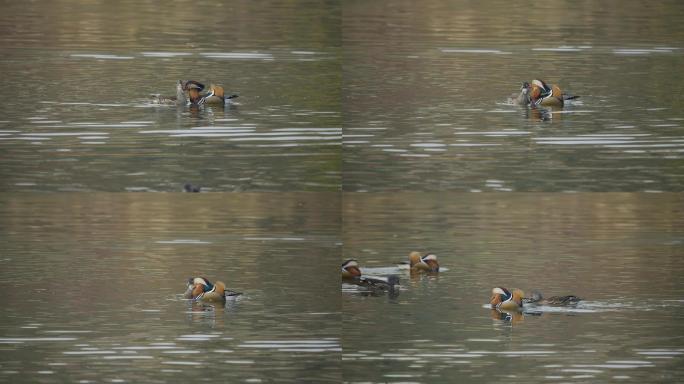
top-left (343, 0), bottom-right (684, 191)
top-left (0, 0), bottom-right (341, 192)
top-left (342, 193), bottom-right (684, 383)
top-left (0, 193), bottom-right (341, 382)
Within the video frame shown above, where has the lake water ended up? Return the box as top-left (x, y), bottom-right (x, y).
top-left (1, 0), bottom-right (683, 383)
top-left (0, 0), bottom-right (341, 192)
top-left (0, 193), bottom-right (341, 382)
top-left (342, 193), bottom-right (684, 383)
top-left (343, 1), bottom-right (684, 192)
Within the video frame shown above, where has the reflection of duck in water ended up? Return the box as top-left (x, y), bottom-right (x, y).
top-left (490, 308), bottom-right (525, 325)
top-left (524, 290), bottom-right (582, 306)
top-left (490, 287), bottom-right (525, 310)
top-left (341, 259), bottom-right (400, 293)
top-left (408, 251), bottom-right (439, 273)
top-left (183, 277), bottom-right (242, 303)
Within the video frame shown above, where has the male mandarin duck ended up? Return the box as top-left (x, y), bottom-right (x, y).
top-left (183, 276), bottom-right (241, 303)
top-left (341, 259), bottom-right (362, 280)
top-left (200, 84), bottom-right (239, 106)
top-left (408, 251), bottom-right (439, 272)
top-left (490, 287), bottom-right (525, 310)
top-left (512, 79), bottom-right (578, 107)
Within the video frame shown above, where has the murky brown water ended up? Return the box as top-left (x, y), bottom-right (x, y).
top-left (0, 193), bottom-right (341, 382)
top-left (342, 193), bottom-right (684, 383)
top-left (0, 0), bottom-right (340, 192)
top-left (343, 0), bottom-right (684, 192)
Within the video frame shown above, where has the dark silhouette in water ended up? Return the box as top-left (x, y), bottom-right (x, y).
top-left (344, 273), bottom-right (400, 295)
top-left (183, 183), bottom-right (201, 192)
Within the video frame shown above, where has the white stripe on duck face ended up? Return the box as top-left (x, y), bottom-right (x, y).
top-left (342, 259), bottom-right (359, 271)
top-left (199, 90), bottom-right (215, 106)
top-left (492, 287), bottom-right (512, 306)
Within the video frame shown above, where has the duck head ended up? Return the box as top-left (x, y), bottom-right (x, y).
top-left (409, 251), bottom-right (439, 272)
top-left (519, 81), bottom-right (531, 103)
top-left (180, 80), bottom-right (205, 92)
top-left (183, 276), bottom-right (213, 299)
top-left (341, 259), bottom-right (362, 279)
top-left (490, 287), bottom-right (524, 310)
top-left (187, 88), bottom-right (203, 104)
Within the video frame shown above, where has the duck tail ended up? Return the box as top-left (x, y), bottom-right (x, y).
top-left (224, 289), bottom-right (243, 297)
top-left (226, 94), bottom-right (239, 100)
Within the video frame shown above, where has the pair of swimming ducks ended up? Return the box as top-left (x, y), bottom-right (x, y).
top-left (183, 276), bottom-right (242, 303)
top-left (340, 251), bottom-right (438, 294)
top-left (510, 79), bottom-right (578, 107)
top-left (342, 252), bottom-right (581, 310)
top-left (151, 80), bottom-right (238, 106)
top-left (341, 251), bottom-right (438, 292)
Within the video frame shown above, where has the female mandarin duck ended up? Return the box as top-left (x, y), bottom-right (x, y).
top-left (524, 290), bottom-right (582, 306)
top-left (512, 79), bottom-right (578, 107)
top-left (183, 276), bottom-right (241, 303)
top-left (490, 287), bottom-right (525, 310)
top-left (199, 84), bottom-right (239, 106)
top-left (151, 80), bottom-right (205, 105)
top-left (408, 251), bottom-right (439, 272)
top-left (341, 259), bottom-right (400, 292)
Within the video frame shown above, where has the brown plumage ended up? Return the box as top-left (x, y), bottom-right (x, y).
top-left (408, 251), bottom-right (439, 272)
top-left (490, 287), bottom-right (524, 310)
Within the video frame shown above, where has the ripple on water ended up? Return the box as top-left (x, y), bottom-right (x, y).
top-left (613, 48), bottom-right (676, 55)
top-left (70, 53), bottom-right (134, 60)
top-left (238, 339), bottom-right (341, 353)
top-left (439, 48), bottom-right (511, 55)
top-left (155, 239), bottom-right (212, 244)
top-left (0, 337), bottom-right (78, 343)
top-left (199, 52), bottom-right (274, 60)
top-left (176, 334), bottom-right (222, 342)
top-left (532, 46), bottom-right (589, 52)
top-left (140, 52), bottom-right (193, 58)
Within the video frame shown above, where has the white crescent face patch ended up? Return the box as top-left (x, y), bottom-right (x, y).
top-left (492, 287), bottom-right (507, 295)
top-left (342, 260), bottom-right (359, 271)
top-left (422, 254), bottom-right (437, 262)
